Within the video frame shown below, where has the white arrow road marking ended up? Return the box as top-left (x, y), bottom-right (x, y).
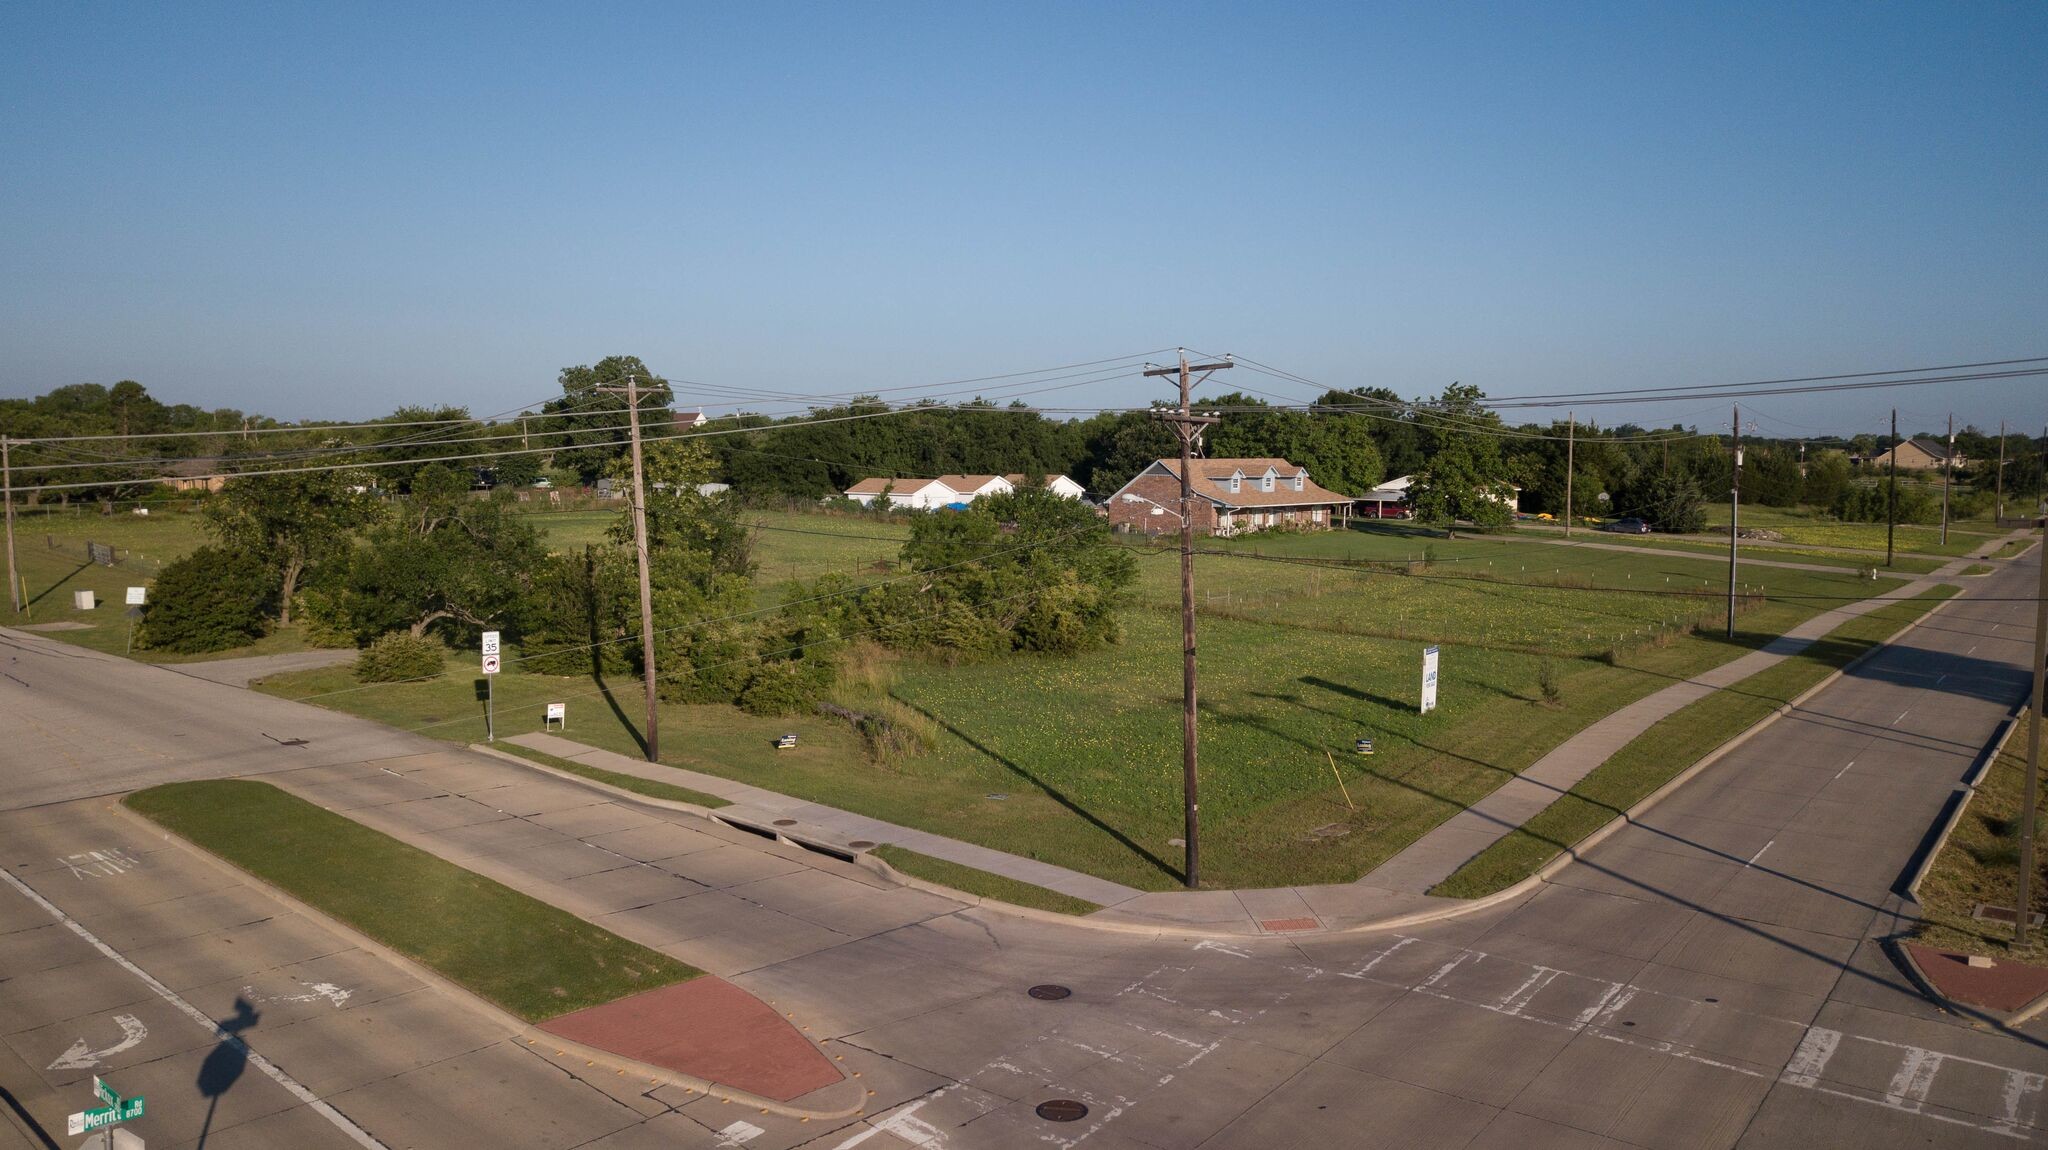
top-left (47, 1014), bottom-right (146, 1070)
top-left (243, 982), bottom-right (351, 1008)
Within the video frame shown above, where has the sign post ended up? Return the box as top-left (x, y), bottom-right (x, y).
top-left (123, 587), bottom-right (145, 654)
top-left (480, 631), bottom-right (501, 742)
top-left (1420, 646), bottom-right (1440, 715)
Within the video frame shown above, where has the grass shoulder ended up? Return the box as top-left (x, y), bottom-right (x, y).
top-left (1432, 585), bottom-right (1957, 899)
top-left (1913, 714), bottom-right (2048, 964)
top-left (125, 779), bottom-right (699, 1021)
top-left (872, 844), bottom-right (1099, 915)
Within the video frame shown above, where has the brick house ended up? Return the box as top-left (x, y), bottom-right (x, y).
top-left (1104, 457), bottom-right (1356, 537)
top-left (1869, 437), bottom-right (1965, 472)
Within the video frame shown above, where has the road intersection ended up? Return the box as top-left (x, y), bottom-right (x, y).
top-left (0, 549), bottom-right (2042, 1148)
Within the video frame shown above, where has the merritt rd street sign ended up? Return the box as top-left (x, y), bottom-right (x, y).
top-left (67, 1076), bottom-right (143, 1136)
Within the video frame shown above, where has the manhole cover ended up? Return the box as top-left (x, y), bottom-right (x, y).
top-left (1027, 984), bottom-right (1072, 1001)
top-left (773, 819), bottom-right (798, 827)
top-left (1036, 1099), bottom-right (1088, 1122)
top-left (848, 839), bottom-right (875, 849)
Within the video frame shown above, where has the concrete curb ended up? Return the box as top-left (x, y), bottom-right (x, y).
top-left (1902, 704), bottom-right (2027, 900)
top-left (110, 796), bottom-right (868, 1120)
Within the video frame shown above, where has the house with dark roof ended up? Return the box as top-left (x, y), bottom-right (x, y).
top-left (1869, 437), bottom-right (1965, 472)
top-left (1103, 457), bottom-right (1356, 536)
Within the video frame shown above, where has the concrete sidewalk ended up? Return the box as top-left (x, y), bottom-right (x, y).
top-left (502, 731), bottom-right (1147, 908)
top-left (1355, 532), bottom-right (2024, 896)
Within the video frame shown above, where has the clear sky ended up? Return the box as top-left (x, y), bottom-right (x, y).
top-left (3, 2), bottom-right (2042, 439)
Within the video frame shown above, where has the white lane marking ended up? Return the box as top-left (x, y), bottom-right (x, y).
top-left (1882, 1046), bottom-right (1944, 1113)
top-left (1779, 1026), bottom-right (1841, 1088)
top-left (244, 982), bottom-right (352, 1008)
top-left (1496, 968), bottom-right (1563, 1017)
top-left (1747, 840), bottom-right (1775, 867)
top-left (46, 1014), bottom-right (147, 1070)
top-left (1420, 951), bottom-right (1476, 987)
top-left (1340, 936), bottom-right (1418, 979)
top-left (714, 1120), bottom-right (765, 1146)
top-left (827, 1127), bottom-right (883, 1150)
top-left (59, 849), bottom-right (143, 880)
top-left (1997, 1069), bottom-right (2048, 1138)
top-left (0, 867), bottom-right (389, 1149)
top-left (1192, 939), bottom-right (1251, 959)
top-left (1834, 760), bottom-right (1857, 780)
top-left (1893, 709), bottom-right (1911, 727)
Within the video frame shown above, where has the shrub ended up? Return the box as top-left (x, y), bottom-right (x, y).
top-left (135, 546), bottom-right (277, 653)
top-left (353, 632), bottom-right (448, 683)
top-left (1537, 659), bottom-right (1563, 706)
top-left (737, 657), bottom-right (836, 715)
top-left (294, 586), bottom-right (358, 649)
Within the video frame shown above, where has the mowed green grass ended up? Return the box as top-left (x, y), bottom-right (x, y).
top-left (872, 845), bottom-right (1098, 915)
top-left (1140, 526), bottom-right (1897, 658)
top-left (2, 507), bottom-right (329, 660)
top-left (126, 779), bottom-right (699, 1020)
top-left (523, 507), bottom-right (909, 604)
top-left (1433, 586), bottom-right (1956, 898)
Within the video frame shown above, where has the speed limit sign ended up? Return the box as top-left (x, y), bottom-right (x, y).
top-left (482, 653), bottom-right (501, 675)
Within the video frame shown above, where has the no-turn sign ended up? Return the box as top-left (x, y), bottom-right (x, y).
top-left (482, 653), bottom-right (501, 675)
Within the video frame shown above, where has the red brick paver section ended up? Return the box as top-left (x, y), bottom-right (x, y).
top-left (1904, 942), bottom-right (2048, 1015)
top-left (1259, 917), bottom-right (1322, 933)
top-left (539, 977), bottom-right (843, 1102)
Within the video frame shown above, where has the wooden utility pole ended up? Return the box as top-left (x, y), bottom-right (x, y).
top-left (1563, 412), bottom-right (1575, 538)
top-left (1998, 420), bottom-right (2008, 522)
top-left (1941, 412), bottom-right (1954, 546)
top-left (1886, 408), bottom-right (1898, 568)
top-left (595, 376), bottom-right (661, 762)
top-left (2015, 507), bottom-right (2048, 947)
top-left (1727, 405), bottom-right (1741, 639)
top-left (2, 435), bottom-right (18, 614)
top-left (1144, 349), bottom-right (1230, 889)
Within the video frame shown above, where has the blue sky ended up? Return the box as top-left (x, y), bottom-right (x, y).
top-left (2, 2), bottom-right (2042, 438)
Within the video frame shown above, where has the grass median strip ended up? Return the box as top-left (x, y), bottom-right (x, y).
top-left (1911, 713), bottom-right (2048, 963)
top-left (1432, 586), bottom-right (1957, 899)
top-left (492, 742), bottom-right (731, 809)
top-left (872, 844), bottom-right (1099, 916)
top-left (126, 779), bottom-right (700, 1021)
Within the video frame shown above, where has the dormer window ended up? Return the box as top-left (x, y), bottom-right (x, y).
top-left (1229, 470), bottom-right (1242, 494)
top-left (1293, 474), bottom-right (1304, 491)
top-left (1261, 473), bottom-right (1274, 492)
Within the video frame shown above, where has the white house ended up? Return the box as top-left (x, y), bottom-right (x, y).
top-left (1006, 473), bottom-right (1087, 499)
top-left (1382, 472), bottom-right (1523, 514)
top-left (843, 477), bottom-right (961, 509)
top-left (842, 473), bottom-right (1085, 508)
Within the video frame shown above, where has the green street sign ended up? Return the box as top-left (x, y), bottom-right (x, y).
top-left (93, 1076), bottom-right (119, 1107)
top-left (66, 1094), bottom-right (142, 1136)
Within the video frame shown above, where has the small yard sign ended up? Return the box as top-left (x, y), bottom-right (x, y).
top-left (1355, 738), bottom-right (1374, 755)
top-left (544, 702), bottom-right (565, 730)
top-left (124, 586), bottom-right (146, 606)
top-left (1420, 646), bottom-right (1440, 715)
top-left (775, 733), bottom-right (799, 750)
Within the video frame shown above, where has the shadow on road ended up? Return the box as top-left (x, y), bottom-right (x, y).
top-left (193, 997), bottom-right (259, 1149)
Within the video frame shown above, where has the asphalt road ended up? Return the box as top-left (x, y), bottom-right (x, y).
top-left (0, 549), bottom-right (2042, 1149)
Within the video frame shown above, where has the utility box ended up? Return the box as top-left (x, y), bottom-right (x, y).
top-left (72, 590), bottom-right (96, 610)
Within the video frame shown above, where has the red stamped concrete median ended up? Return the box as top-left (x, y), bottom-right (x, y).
top-left (539, 977), bottom-right (843, 1102)
top-left (1903, 942), bottom-right (2048, 1016)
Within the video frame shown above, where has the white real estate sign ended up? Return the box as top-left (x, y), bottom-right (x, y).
top-left (1420, 646), bottom-right (1440, 714)
top-left (124, 587), bottom-right (146, 606)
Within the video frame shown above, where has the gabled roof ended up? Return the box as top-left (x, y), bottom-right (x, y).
top-left (1896, 436), bottom-right (1956, 460)
top-left (935, 474), bottom-right (1005, 491)
top-left (1142, 458), bottom-right (1355, 507)
top-left (846, 477), bottom-right (954, 495)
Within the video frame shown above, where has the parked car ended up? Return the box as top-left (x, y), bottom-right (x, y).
top-left (1601, 517), bottom-right (1651, 534)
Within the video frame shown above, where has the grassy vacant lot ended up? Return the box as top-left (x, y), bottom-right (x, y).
top-left (1697, 505), bottom-right (1998, 558)
top-left (1433, 586), bottom-right (1956, 898)
top-left (872, 845), bottom-right (1097, 915)
top-left (1913, 714), bottom-right (2048, 963)
top-left (523, 506), bottom-right (909, 589)
top-left (1, 507), bottom-right (328, 661)
top-left (126, 779), bottom-right (699, 1020)
top-left (261, 528), bottom-right (1896, 890)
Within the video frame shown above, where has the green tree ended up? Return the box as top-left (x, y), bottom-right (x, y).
top-left (206, 462), bottom-right (382, 625)
top-left (1801, 449), bottom-right (1853, 508)
top-left (543, 356), bottom-right (674, 482)
top-left (1408, 384), bottom-right (1516, 538)
top-left (136, 546), bottom-right (278, 653)
top-left (339, 464), bottom-right (545, 641)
